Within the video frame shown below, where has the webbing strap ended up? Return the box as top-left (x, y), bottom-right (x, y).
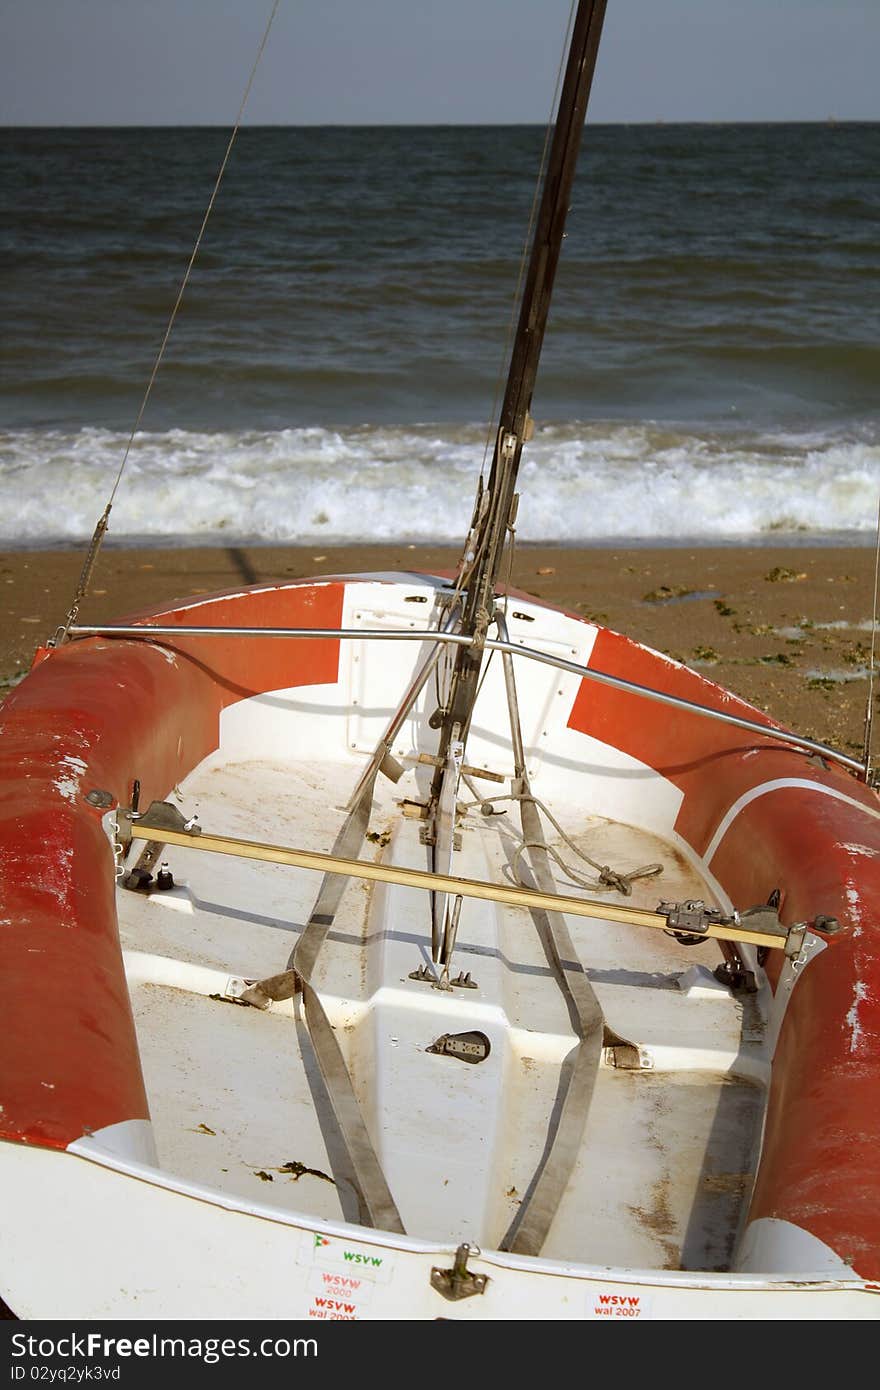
top-left (242, 776), bottom-right (405, 1235)
top-left (499, 790), bottom-right (606, 1255)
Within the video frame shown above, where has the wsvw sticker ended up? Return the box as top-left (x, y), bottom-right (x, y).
top-left (302, 1231), bottom-right (396, 1283)
top-left (589, 1289), bottom-right (654, 1318)
top-left (308, 1267), bottom-right (374, 1304)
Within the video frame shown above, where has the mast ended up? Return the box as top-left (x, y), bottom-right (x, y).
top-left (430, 0), bottom-right (608, 797)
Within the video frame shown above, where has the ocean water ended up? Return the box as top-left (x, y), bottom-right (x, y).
top-left (1, 123), bottom-right (878, 548)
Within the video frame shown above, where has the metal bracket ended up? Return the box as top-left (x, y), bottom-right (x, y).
top-left (426, 1031), bottom-right (491, 1064)
top-left (430, 1244), bottom-right (488, 1302)
top-left (603, 1043), bottom-right (653, 1071)
top-left (784, 921), bottom-right (809, 963)
top-left (659, 898), bottom-right (730, 944)
top-left (416, 752), bottom-right (505, 784)
top-left (118, 800), bottom-right (201, 836)
top-left (409, 964), bottom-right (478, 991)
top-left (449, 970), bottom-right (478, 990)
top-left (121, 839), bottom-right (166, 893)
top-left (500, 431), bottom-right (518, 463)
top-left (420, 823), bottom-right (461, 851)
top-left (116, 798), bottom-right (199, 890)
top-left (783, 912), bottom-right (847, 967)
top-left (409, 963), bottom-right (437, 984)
top-left (658, 897), bottom-right (794, 951)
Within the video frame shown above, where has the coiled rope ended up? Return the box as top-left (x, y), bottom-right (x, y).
top-left (461, 784), bottom-right (663, 897)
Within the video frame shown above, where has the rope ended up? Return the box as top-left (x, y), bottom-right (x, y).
top-left (511, 835), bottom-right (662, 897)
top-left (50, 0), bottom-right (283, 647)
top-left (461, 786), bottom-right (663, 897)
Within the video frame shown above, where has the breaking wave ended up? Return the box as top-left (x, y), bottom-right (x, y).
top-left (1, 419), bottom-right (879, 548)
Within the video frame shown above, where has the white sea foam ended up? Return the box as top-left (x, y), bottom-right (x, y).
top-left (1, 422), bottom-right (879, 548)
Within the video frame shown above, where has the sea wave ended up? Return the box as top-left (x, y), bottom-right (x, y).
top-left (1, 420), bottom-right (879, 548)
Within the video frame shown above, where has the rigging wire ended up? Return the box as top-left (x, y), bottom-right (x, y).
top-left (863, 491), bottom-right (880, 776)
top-left (456, 0), bottom-right (578, 590)
top-left (51, 0), bottom-right (283, 646)
top-left (477, 0), bottom-right (577, 482)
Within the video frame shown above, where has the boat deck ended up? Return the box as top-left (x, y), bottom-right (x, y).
top-left (117, 752), bottom-right (768, 1273)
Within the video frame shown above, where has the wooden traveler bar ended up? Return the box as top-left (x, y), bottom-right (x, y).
top-left (123, 813), bottom-right (796, 952)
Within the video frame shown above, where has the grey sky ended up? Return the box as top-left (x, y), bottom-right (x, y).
top-left (2, 0), bottom-right (877, 126)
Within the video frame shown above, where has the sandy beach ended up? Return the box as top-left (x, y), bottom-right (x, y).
top-left (1, 542), bottom-right (875, 758)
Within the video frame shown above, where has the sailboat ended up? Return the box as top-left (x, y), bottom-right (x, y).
top-left (2, 1), bottom-right (879, 1320)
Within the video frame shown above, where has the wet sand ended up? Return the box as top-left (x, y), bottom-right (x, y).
top-left (1, 542), bottom-right (876, 756)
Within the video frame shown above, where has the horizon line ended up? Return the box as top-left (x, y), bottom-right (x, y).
top-left (2, 117), bottom-right (876, 131)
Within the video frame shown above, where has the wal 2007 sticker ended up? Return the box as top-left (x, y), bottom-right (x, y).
top-left (588, 1288), bottom-right (654, 1319)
